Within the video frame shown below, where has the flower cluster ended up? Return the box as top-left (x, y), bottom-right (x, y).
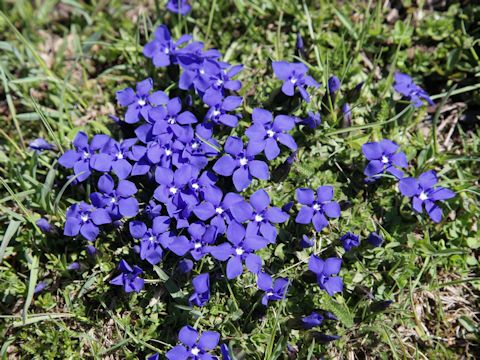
top-left (361, 139), bottom-right (455, 222)
top-left (45, 16), bottom-right (455, 357)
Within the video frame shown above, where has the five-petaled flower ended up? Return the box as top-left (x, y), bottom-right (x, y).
top-left (64, 201), bottom-right (111, 241)
top-left (143, 25), bottom-right (192, 67)
top-left (393, 72), bottom-right (434, 108)
top-left (109, 259), bottom-right (145, 293)
top-left (213, 136), bottom-right (269, 192)
top-left (257, 272), bottom-right (289, 306)
top-left (246, 108), bottom-right (297, 160)
top-left (340, 232), bottom-right (360, 252)
top-left (362, 139), bottom-right (408, 180)
top-left (208, 220), bottom-right (268, 279)
top-left (166, 326), bottom-right (220, 360)
top-left (308, 255), bottom-right (343, 296)
top-left (399, 170), bottom-right (455, 223)
top-left (272, 61), bottom-right (319, 102)
top-left (295, 186), bottom-right (341, 232)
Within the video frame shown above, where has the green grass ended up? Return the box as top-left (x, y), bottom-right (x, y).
top-left (1, 1), bottom-right (479, 359)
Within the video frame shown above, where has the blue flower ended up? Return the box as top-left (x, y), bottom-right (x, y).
top-left (295, 111), bottom-right (321, 129)
top-left (393, 72), bottom-right (434, 108)
top-left (189, 273), bottom-right (210, 307)
top-left (166, 0), bottom-right (191, 15)
top-left (129, 218), bottom-right (171, 265)
top-left (213, 136), bottom-right (270, 192)
top-left (272, 61), bottom-right (319, 102)
top-left (295, 186), bottom-right (341, 232)
top-left (166, 326), bottom-right (220, 360)
top-left (245, 108), bottom-right (297, 160)
top-left (36, 218), bottom-right (53, 233)
top-left (90, 174), bottom-right (139, 221)
top-left (208, 221), bottom-right (268, 279)
top-left (64, 201), bottom-right (111, 241)
top-left (362, 139), bottom-right (408, 180)
top-left (399, 170), bottom-right (455, 223)
top-left (300, 234), bottom-right (314, 249)
top-left (116, 78), bottom-right (169, 124)
top-left (109, 259), bottom-right (144, 293)
top-left (29, 138), bottom-right (55, 152)
top-left (58, 132), bottom-right (111, 182)
top-left (301, 311), bottom-right (324, 328)
top-left (230, 189), bottom-right (289, 243)
top-left (143, 25), bottom-right (192, 67)
top-left (340, 232), bottom-right (360, 252)
top-left (203, 92), bottom-right (243, 127)
top-left (257, 272), bottom-right (289, 306)
top-left (308, 255), bottom-right (343, 296)
top-left (367, 232), bottom-right (383, 247)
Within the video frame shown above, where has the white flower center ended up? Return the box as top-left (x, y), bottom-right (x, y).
top-left (212, 109), bottom-right (221, 117)
top-left (267, 291), bottom-right (273, 297)
top-left (239, 157), bottom-right (248, 166)
top-left (110, 197), bottom-right (116, 203)
top-left (216, 79), bottom-right (223, 86)
top-left (169, 186), bottom-right (177, 194)
top-left (192, 183), bottom-right (199, 190)
top-left (215, 207), bottom-right (224, 214)
top-left (191, 347), bottom-right (200, 356)
top-left (191, 142), bottom-right (199, 150)
top-left (165, 149), bottom-right (172, 156)
top-left (313, 203), bottom-right (321, 211)
top-left (194, 242), bottom-right (202, 249)
top-left (381, 155), bottom-right (389, 164)
top-left (138, 99), bottom-right (146, 106)
top-left (290, 77), bottom-right (297, 84)
top-left (149, 236), bottom-right (155, 242)
top-left (81, 214), bottom-right (89, 222)
top-left (267, 129), bottom-right (275, 138)
top-left (167, 116), bottom-right (176, 124)
top-left (116, 152), bottom-right (124, 160)
top-left (164, 48), bottom-right (170, 54)
top-left (235, 247), bottom-right (244, 256)
top-left (199, 69), bottom-right (205, 75)
top-left (83, 151), bottom-right (90, 159)
top-left (419, 191), bottom-right (428, 201)
top-left (255, 214), bottom-right (263, 222)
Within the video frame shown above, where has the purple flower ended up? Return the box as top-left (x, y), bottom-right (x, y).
top-left (154, 165), bottom-right (193, 209)
top-left (201, 64), bottom-right (243, 101)
top-left (245, 108), bottom-right (297, 160)
top-left (362, 139), bottom-right (408, 180)
top-left (213, 136), bottom-right (269, 192)
top-left (67, 262), bottom-right (80, 270)
top-left (151, 97), bottom-right (198, 138)
top-left (340, 232), bottom-right (360, 252)
top-left (58, 132), bottom-right (111, 182)
top-left (300, 234), bottom-right (314, 248)
top-left (399, 170), bottom-right (455, 223)
top-left (189, 273), bottom-right (210, 307)
top-left (342, 103), bottom-right (351, 126)
top-left (301, 311), bottom-right (324, 328)
top-left (257, 272), bottom-right (289, 306)
top-left (64, 201), bottom-right (111, 241)
top-left (178, 259), bottom-right (194, 273)
top-left (29, 138), bottom-right (55, 152)
top-left (143, 25), bottom-right (192, 67)
top-left (367, 232), bottom-right (383, 247)
top-left (230, 189), bottom-right (289, 243)
top-left (203, 92), bottom-right (242, 128)
top-left (116, 78), bottom-right (169, 124)
top-left (272, 61), bottom-right (319, 102)
top-left (393, 72), bottom-right (434, 108)
top-left (166, 0), bottom-right (191, 15)
top-left (129, 218), bottom-right (171, 265)
top-left (182, 223), bottom-right (218, 261)
top-left (36, 218), bottom-right (53, 233)
top-left (86, 245), bottom-right (97, 256)
top-left (109, 259), bottom-right (144, 293)
top-left (101, 138), bottom-right (137, 179)
top-left (295, 186), bottom-right (341, 232)
top-left (193, 186), bottom-right (243, 234)
top-left (296, 111), bottom-right (321, 129)
top-left (220, 344), bottom-right (232, 360)
top-left (308, 255), bottom-right (343, 296)
top-left (90, 174), bottom-right (139, 220)
top-left (327, 75), bottom-right (341, 94)
top-left (208, 221), bottom-right (268, 279)
top-left (166, 326), bottom-right (220, 360)
top-left (34, 281), bottom-right (47, 294)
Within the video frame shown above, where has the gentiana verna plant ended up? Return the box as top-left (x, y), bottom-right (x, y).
top-left (41, 5), bottom-right (458, 358)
